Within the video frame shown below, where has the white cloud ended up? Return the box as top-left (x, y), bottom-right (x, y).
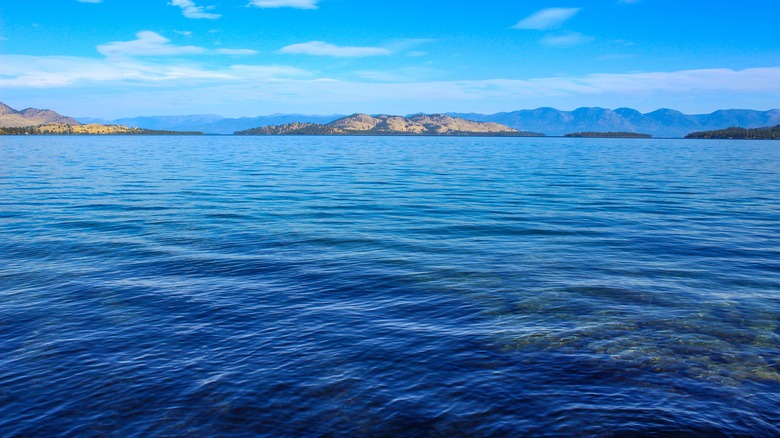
top-left (2, 51), bottom-right (779, 117)
top-left (0, 54), bottom-right (308, 89)
top-left (174, 30), bottom-right (193, 37)
top-left (4, 51), bottom-right (779, 100)
top-left (0, 56), bottom-right (230, 88)
top-left (169, 0), bottom-right (220, 19)
top-left (356, 66), bottom-right (444, 82)
top-left (512, 8), bottom-right (581, 30)
top-left (280, 41), bottom-right (391, 57)
top-left (97, 31), bottom-right (256, 58)
top-left (248, 0), bottom-right (319, 9)
top-left (539, 32), bottom-right (595, 48)
top-left (76, 0), bottom-right (103, 3)
top-left (98, 31), bottom-right (207, 58)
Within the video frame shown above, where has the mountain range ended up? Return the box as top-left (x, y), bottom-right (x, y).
top-left (448, 107), bottom-right (780, 138)
top-left (78, 107), bottom-right (780, 137)
top-left (235, 113), bottom-right (539, 136)
top-left (4, 101), bottom-right (779, 138)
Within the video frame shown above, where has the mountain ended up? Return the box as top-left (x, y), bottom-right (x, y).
top-left (448, 108), bottom-right (780, 138)
top-left (0, 102), bottom-right (80, 128)
top-left (0, 102), bottom-right (17, 115)
top-left (236, 113), bottom-right (541, 136)
top-left (685, 125), bottom-right (780, 140)
top-left (80, 114), bottom-right (345, 135)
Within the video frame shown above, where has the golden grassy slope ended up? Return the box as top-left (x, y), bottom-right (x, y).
top-left (35, 123), bottom-right (156, 134)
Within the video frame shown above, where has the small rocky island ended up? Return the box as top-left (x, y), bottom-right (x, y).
top-left (235, 113), bottom-right (543, 137)
top-left (685, 125), bottom-right (780, 139)
top-left (564, 132), bottom-right (652, 138)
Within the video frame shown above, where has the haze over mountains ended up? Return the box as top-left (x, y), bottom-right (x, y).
top-left (79, 107), bottom-right (780, 137)
top-left (450, 108), bottom-right (780, 138)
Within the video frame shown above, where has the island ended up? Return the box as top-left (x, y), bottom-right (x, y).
top-left (685, 125), bottom-right (780, 139)
top-left (235, 113), bottom-right (544, 137)
top-left (564, 132), bottom-right (652, 138)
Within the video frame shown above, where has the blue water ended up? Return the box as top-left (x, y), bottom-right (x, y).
top-left (1, 135), bottom-right (779, 436)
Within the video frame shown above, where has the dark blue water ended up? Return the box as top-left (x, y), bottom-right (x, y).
top-left (2, 135), bottom-right (779, 436)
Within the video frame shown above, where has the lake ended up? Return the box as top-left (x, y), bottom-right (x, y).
top-left (1, 135), bottom-right (779, 436)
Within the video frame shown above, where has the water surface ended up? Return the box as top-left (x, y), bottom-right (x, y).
top-left (1, 136), bottom-right (779, 436)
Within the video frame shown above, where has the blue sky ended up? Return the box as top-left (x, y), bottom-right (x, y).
top-left (0, 0), bottom-right (778, 118)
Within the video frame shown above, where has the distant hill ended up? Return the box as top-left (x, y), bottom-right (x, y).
top-left (235, 114), bottom-right (542, 136)
top-left (79, 114), bottom-right (345, 135)
top-left (0, 102), bottom-right (80, 128)
top-left (448, 107), bottom-right (780, 138)
top-left (685, 125), bottom-right (780, 139)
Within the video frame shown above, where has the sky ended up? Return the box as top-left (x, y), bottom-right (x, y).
top-left (0, 0), bottom-right (779, 118)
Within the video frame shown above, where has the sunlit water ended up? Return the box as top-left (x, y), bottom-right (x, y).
top-left (1, 135), bottom-right (779, 436)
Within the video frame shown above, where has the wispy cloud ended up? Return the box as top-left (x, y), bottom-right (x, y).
top-left (98, 31), bottom-right (205, 57)
top-left (2, 49), bottom-right (779, 117)
top-left (76, 0), bottom-right (102, 3)
top-left (97, 31), bottom-right (256, 58)
top-left (0, 54), bottom-right (308, 88)
top-left (0, 55), bottom-right (229, 88)
top-left (512, 8), bottom-right (581, 30)
top-left (248, 0), bottom-right (319, 9)
top-left (539, 32), bottom-right (594, 48)
top-left (280, 41), bottom-right (391, 57)
top-left (355, 66), bottom-right (444, 82)
top-left (216, 48), bottom-right (260, 55)
top-left (4, 49), bottom-right (779, 99)
top-left (169, 0), bottom-right (220, 19)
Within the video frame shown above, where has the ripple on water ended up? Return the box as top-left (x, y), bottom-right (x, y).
top-left (1, 136), bottom-right (779, 435)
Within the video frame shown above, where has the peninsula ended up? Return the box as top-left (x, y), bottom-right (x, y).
top-left (0, 124), bottom-right (202, 135)
top-left (0, 102), bottom-right (201, 135)
top-left (235, 113), bottom-right (543, 137)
